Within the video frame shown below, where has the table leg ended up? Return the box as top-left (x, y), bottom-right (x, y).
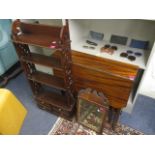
top-left (108, 106), bottom-right (113, 124)
top-left (111, 108), bottom-right (121, 130)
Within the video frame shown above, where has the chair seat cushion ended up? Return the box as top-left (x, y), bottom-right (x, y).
top-left (0, 89), bottom-right (27, 135)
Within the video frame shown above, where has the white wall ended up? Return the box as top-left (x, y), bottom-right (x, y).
top-left (21, 19), bottom-right (63, 26)
top-left (37, 19), bottom-right (62, 26)
top-left (69, 19), bottom-right (155, 49)
top-left (69, 19), bottom-right (89, 43)
top-left (139, 43), bottom-right (155, 99)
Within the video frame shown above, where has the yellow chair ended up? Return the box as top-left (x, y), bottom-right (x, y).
top-left (0, 89), bottom-right (27, 135)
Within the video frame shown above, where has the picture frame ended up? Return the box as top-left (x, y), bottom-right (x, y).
top-left (77, 88), bottom-right (109, 134)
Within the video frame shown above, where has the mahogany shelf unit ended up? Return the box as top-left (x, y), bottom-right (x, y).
top-left (12, 20), bottom-right (75, 119)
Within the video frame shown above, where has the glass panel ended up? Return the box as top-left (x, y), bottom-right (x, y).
top-left (78, 99), bottom-right (106, 133)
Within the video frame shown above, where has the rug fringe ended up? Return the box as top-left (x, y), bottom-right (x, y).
top-left (48, 117), bottom-right (144, 135)
top-left (48, 117), bottom-right (64, 135)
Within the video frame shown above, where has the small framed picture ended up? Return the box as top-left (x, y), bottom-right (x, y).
top-left (77, 88), bottom-right (109, 134)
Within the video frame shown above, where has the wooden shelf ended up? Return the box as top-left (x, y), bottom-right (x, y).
top-left (12, 21), bottom-right (63, 49)
top-left (20, 53), bottom-right (62, 70)
top-left (35, 90), bottom-right (74, 111)
top-left (13, 34), bottom-right (61, 49)
top-left (28, 71), bottom-right (65, 91)
top-left (52, 50), bottom-right (61, 59)
top-left (37, 102), bottom-right (74, 120)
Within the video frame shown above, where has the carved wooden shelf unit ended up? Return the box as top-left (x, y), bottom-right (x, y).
top-left (12, 20), bottom-right (75, 119)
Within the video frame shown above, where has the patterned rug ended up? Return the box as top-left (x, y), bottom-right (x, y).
top-left (49, 118), bottom-right (144, 135)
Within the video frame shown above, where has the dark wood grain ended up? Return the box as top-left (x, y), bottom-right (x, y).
top-left (37, 101), bottom-right (74, 120)
top-left (52, 50), bottom-right (138, 108)
top-left (12, 21), bottom-right (63, 48)
top-left (13, 34), bottom-right (61, 48)
top-left (72, 50), bottom-right (139, 80)
top-left (73, 64), bottom-right (133, 99)
top-left (21, 53), bottom-right (62, 70)
top-left (78, 88), bottom-right (109, 109)
top-left (20, 22), bottom-right (62, 37)
top-left (28, 71), bottom-right (65, 91)
top-left (53, 68), bottom-right (64, 78)
top-left (72, 50), bottom-right (139, 108)
top-left (35, 90), bottom-right (74, 111)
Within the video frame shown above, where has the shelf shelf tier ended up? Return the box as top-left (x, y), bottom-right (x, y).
top-left (20, 52), bottom-right (62, 70)
top-left (12, 20), bottom-right (70, 49)
top-left (28, 71), bottom-right (66, 91)
top-left (35, 90), bottom-right (74, 111)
